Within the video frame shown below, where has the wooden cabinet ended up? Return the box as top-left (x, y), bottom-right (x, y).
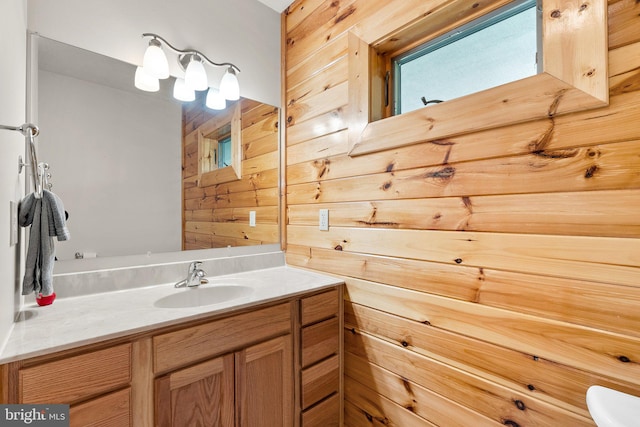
top-left (236, 335), bottom-right (293, 426)
top-left (298, 288), bottom-right (342, 427)
top-left (14, 344), bottom-right (133, 427)
top-left (155, 354), bottom-right (235, 427)
top-left (154, 304), bottom-right (293, 427)
top-left (1, 285), bottom-right (342, 427)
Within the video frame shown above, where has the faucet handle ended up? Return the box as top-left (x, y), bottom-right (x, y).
top-left (188, 261), bottom-right (203, 273)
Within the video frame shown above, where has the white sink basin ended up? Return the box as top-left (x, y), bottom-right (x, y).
top-left (587, 385), bottom-right (640, 427)
top-left (154, 285), bottom-right (253, 308)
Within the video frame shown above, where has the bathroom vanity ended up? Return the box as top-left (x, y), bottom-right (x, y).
top-left (0, 266), bottom-right (343, 427)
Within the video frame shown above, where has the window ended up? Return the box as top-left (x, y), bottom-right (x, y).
top-left (197, 102), bottom-right (242, 186)
top-left (346, 0), bottom-right (608, 157)
top-left (217, 135), bottom-right (232, 168)
top-left (393, 0), bottom-right (539, 115)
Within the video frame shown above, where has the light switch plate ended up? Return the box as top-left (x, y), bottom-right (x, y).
top-left (319, 209), bottom-right (329, 231)
top-left (249, 210), bottom-right (256, 227)
top-left (10, 201), bottom-right (18, 246)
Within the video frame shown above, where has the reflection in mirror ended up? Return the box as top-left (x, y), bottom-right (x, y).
top-left (197, 102), bottom-right (243, 185)
top-left (183, 95), bottom-right (280, 249)
top-left (34, 35), bottom-right (280, 268)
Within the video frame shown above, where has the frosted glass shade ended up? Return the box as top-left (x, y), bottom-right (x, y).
top-left (220, 67), bottom-right (240, 100)
top-left (184, 57), bottom-right (208, 91)
top-left (173, 78), bottom-right (196, 102)
top-left (206, 88), bottom-right (226, 110)
top-left (142, 40), bottom-right (169, 79)
top-left (134, 66), bottom-right (159, 92)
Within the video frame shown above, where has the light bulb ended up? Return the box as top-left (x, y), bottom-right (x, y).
top-left (184, 55), bottom-right (208, 91)
top-left (173, 78), bottom-right (195, 102)
top-left (219, 67), bottom-right (240, 100)
top-left (142, 39), bottom-right (169, 79)
top-left (134, 66), bottom-right (159, 92)
top-left (206, 88), bottom-right (226, 110)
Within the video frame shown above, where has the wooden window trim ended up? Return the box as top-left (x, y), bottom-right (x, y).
top-left (347, 0), bottom-right (609, 157)
top-left (197, 102), bottom-right (243, 186)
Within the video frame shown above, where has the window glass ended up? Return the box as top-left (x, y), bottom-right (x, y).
top-left (394, 0), bottom-right (538, 115)
top-left (218, 136), bottom-right (232, 168)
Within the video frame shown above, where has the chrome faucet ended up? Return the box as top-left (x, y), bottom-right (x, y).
top-left (175, 261), bottom-right (207, 288)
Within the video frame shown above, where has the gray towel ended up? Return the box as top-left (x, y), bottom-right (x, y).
top-left (18, 191), bottom-right (69, 297)
top-left (42, 190), bottom-right (70, 241)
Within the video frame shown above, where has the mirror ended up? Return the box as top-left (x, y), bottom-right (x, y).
top-left (34, 35), bottom-right (280, 268)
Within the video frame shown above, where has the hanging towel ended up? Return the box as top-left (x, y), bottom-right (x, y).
top-left (42, 190), bottom-right (70, 241)
top-left (18, 190), bottom-right (70, 298)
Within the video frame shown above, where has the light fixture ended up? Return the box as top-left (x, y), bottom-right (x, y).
top-left (173, 78), bottom-right (195, 102)
top-left (184, 55), bottom-right (208, 91)
top-left (220, 67), bottom-right (240, 101)
top-left (135, 33), bottom-right (241, 108)
top-left (142, 39), bottom-right (169, 79)
top-left (206, 88), bottom-right (226, 110)
top-left (134, 66), bottom-right (159, 92)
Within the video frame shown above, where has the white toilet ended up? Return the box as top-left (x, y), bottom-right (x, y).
top-left (586, 385), bottom-right (640, 427)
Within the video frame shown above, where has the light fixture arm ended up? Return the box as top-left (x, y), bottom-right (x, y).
top-left (142, 33), bottom-right (240, 73)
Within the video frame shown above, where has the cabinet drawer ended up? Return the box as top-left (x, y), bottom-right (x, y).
top-left (20, 344), bottom-right (131, 404)
top-left (70, 388), bottom-right (131, 427)
top-left (301, 354), bottom-right (340, 409)
top-left (154, 302), bottom-right (292, 373)
top-left (301, 317), bottom-right (339, 368)
top-left (301, 288), bottom-right (339, 326)
top-left (301, 393), bottom-right (340, 427)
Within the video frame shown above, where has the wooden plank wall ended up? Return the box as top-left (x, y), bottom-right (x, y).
top-left (283, 0), bottom-right (640, 425)
top-left (182, 96), bottom-right (280, 249)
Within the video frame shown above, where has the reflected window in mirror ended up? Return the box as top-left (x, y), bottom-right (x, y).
top-left (200, 122), bottom-right (232, 173)
top-left (184, 95), bottom-right (280, 250)
top-left (197, 102), bottom-right (242, 186)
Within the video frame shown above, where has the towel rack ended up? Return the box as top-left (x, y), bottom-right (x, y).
top-left (39, 162), bottom-right (53, 191)
top-left (1, 122), bottom-right (42, 197)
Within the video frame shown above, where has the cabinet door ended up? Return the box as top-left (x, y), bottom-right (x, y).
top-left (155, 353), bottom-right (234, 427)
top-left (235, 335), bottom-right (293, 427)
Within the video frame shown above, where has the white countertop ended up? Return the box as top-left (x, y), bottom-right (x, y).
top-left (0, 266), bottom-right (342, 364)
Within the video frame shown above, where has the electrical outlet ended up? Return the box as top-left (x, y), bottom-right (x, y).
top-left (249, 210), bottom-right (256, 227)
top-left (10, 201), bottom-right (18, 246)
top-left (319, 209), bottom-right (329, 231)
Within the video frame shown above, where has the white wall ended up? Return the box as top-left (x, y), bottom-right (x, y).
top-left (38, 69), bottom-right (182, 260)
top-left (0, 0), bottom-right (27, 349)
top-left (27, 0), bottom-right (282, 107)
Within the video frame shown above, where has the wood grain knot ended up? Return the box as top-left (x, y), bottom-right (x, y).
top-left (454, 258), bottom-right (463, 264)
top-left (334, 245), bottom-right (343, 251)
top-left (504, 421), bottom-right (520, 427)
top-left (584, 165), bottom-right (599, 178)
top-left (579, 3), bottom-right (588, 11)
top-left (619, 355), bottom-right (631, 363)
top-left (514, 400), bottom-right (526, 411)
top-left (527, 384), bottom-right (536, 391)
top-left (550, 9), bottom-right (562, 18)
top-left (401, 340), bottom-right (409, 347)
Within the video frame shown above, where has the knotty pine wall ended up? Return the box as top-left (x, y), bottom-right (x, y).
top-left (182, 96), bottom-right (280, 249)
top-left (283, 0), bottom-right (640, 426)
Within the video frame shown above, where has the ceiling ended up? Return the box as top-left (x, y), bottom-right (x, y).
top-left (256, 0), bottom-right (292, 12)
